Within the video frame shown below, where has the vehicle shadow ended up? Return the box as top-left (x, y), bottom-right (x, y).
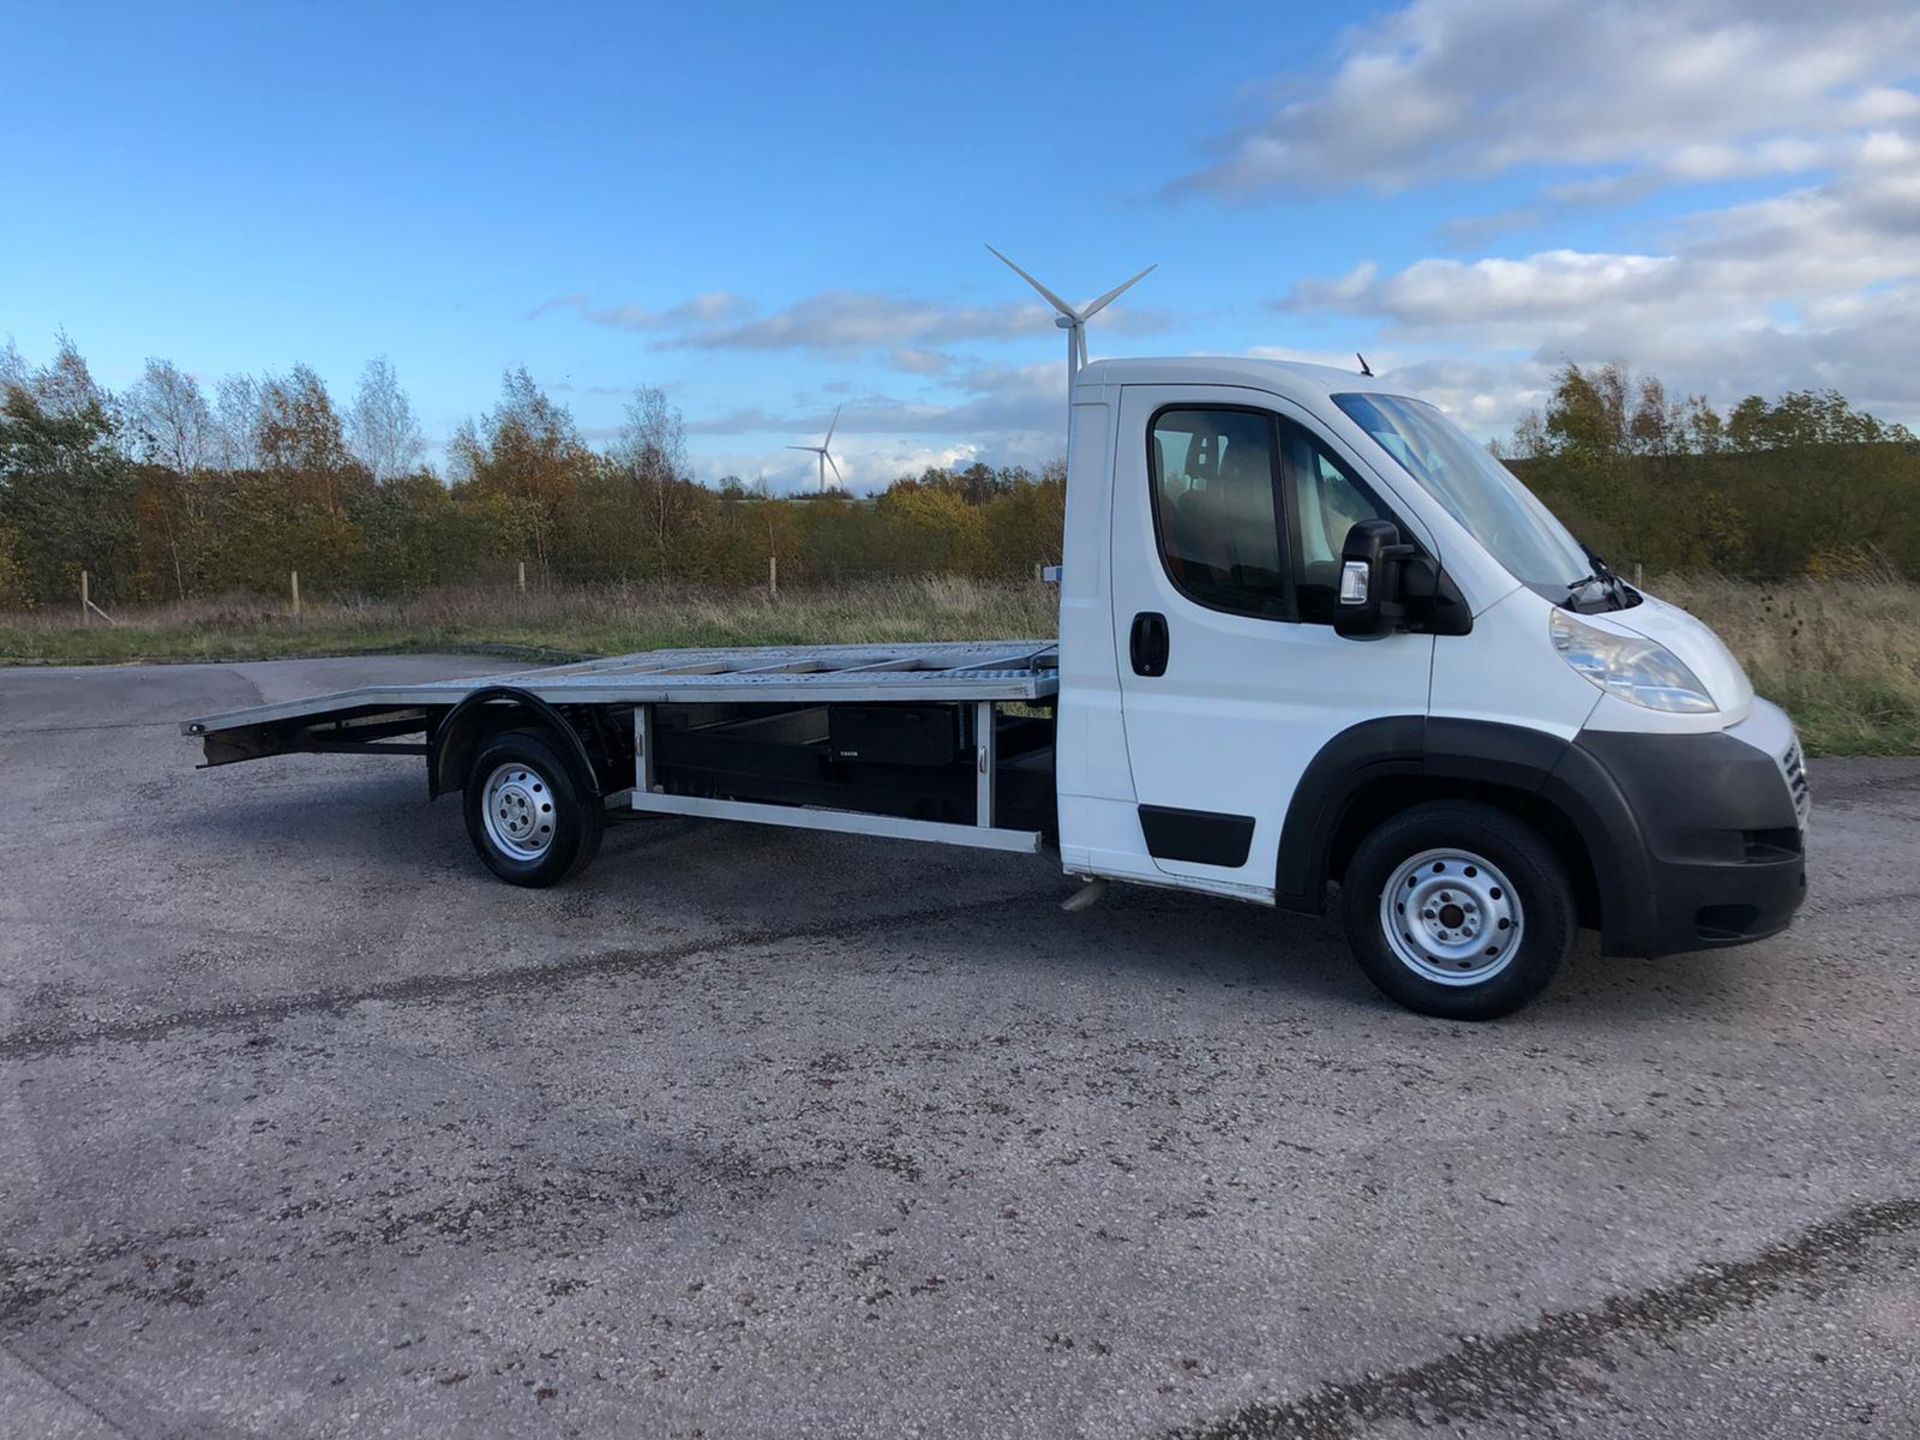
top-left (151, 771), bottom-right (1763, 1025)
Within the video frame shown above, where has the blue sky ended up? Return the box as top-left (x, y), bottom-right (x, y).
top-left (4, 1), bottom-right (1917, 489)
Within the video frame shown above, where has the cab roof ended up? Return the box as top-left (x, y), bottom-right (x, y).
top-left (1076, 355), bottom-right (1405, 402)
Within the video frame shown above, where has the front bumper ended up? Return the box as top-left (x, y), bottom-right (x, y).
top-left (1573, 700), bottom-right (1807, 957)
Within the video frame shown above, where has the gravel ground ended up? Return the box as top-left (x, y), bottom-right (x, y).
top-left (1, 656), bottom-right (1916, 1439)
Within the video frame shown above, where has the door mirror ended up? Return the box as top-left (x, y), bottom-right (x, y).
top-left (1334, 519), bottom-right (1412, 639)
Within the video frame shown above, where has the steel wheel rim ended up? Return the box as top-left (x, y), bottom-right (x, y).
top-left (1379, 847), bottom-right (1523, 986)
top-left (482, 761), bottom-right (557, 862)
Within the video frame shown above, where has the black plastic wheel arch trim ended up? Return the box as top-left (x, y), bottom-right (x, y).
top-left (1273, 715), bottom-right (1660, 955)
top-left (428, 687), bottom-right (604, 802)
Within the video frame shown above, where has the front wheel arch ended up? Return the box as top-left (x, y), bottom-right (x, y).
top-left (1273, 717), bottom-right (1642, 944)
top-left (1325, 776), bottom-right (1602, 933)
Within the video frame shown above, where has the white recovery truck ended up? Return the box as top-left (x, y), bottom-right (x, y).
top-left (184, 355), bottom-right (1809, 1019)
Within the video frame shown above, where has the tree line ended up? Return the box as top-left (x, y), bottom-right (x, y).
top-left (3, 338), bottom-right (1916, 612)
top-left (1505, 363), bottom-right (1919, 578)
top-left (0, 339), bottom-right (1064, 610)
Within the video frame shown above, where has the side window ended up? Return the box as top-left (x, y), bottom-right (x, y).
top-left (1278, 422), bottom-right (1392, 625)
top-left (1148, 409), bottom-right (1289, 619)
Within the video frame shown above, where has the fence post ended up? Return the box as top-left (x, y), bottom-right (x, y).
top-left (768, 553), bottom-right (778, 599)
top-left (517, 560), bottom-right (527, 595)
top-left (80, 570), bottom-right (90, 626)
top-left (1633, 562), bottom-right (1644, 588)
top-left (290, 569), bottom-right (301, 621)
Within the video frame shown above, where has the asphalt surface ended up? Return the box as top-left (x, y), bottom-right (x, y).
top-left (1, 655), bottom-right (1916, 1440)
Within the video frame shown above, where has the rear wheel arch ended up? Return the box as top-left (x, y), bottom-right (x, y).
top-left (428, 687), bottom-right (608, 802)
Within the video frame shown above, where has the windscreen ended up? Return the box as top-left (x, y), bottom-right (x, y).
top-left (1333, 392), bottom-right (1591, 593)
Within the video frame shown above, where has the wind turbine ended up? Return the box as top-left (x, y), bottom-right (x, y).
top-left (987, 244), bottom-right (1156, 384)
top-left (786, 405), bottom-right (843, 493)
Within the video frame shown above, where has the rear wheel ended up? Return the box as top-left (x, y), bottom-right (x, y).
top-left (1342, 801), bottom-right (1573, 1019)
top-left (463, 729), bottom-right (603, 886)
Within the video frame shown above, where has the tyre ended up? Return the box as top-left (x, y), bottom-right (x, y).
top-left (463, 728), bottom-right (604, 887)
top-left (1341, 800), bottom-right (1573, 1020)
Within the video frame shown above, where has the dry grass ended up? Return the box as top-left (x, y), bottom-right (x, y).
top-left (0, 577), bottom-right (1060, 666)
top-left (1653, 576), bottom-right (1920, 756)
top-left (4, 575), bottom-right (1916, 756)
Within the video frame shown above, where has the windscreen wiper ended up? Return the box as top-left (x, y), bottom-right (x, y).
top-left (1574, 546), bottom-right (1631, 609)
top-left (1565, 574), bottom-right (1613, 610)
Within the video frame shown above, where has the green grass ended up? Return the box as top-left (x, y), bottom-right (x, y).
top-left (6, 575), bottom-right (1918, 758)
top-left (1748, 671), bottom-right (1920, 757)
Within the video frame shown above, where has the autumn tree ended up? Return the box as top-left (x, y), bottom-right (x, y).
top-left (449, 368), bottom-right (593, 582)
top-left (211, 374), bottom-right (263, 470)
top-left (0, 339), bottom-right (136, 606)
top-left (347, 357), bottom-right (427, 482)
top-left (1726, 389), bottom-right (1913, 452)
top-left (610, 384), bottom-right (696, 577)
top-left (124, 360), bottom-right (214, 473)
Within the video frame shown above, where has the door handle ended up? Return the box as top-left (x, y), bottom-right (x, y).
top-left (1130, 611), bottom-right (1169, 677)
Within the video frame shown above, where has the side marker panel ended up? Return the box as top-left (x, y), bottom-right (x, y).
top-left (1138, 805), bottom-right (1256, 868)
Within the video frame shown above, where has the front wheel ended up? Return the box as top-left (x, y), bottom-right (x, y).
top-left (463, 729), bottom-right (603, 887)
top-left (1342, 801), bottom-right (1574, 1020)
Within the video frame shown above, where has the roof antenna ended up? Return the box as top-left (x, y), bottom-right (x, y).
top-left (986, 244), bottom-right (1156, 387)
top-left (1357, 352), bottom-right (1373, 377)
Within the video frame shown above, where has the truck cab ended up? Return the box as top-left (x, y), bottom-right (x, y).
top-left (1054, 357), bottom-right (1808, 1016)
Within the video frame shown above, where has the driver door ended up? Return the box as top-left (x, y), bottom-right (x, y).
top-left (1110, 385), bottom-right (1435, 894)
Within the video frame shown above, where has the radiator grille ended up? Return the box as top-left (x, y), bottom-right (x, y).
top-left (1780, 739), bottom-right (1811, 830)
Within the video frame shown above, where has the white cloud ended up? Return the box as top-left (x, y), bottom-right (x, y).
top-left (888, 346), bottom-right (955, 375)
top-left (1176, 0), bottom-right (1920, 197)
top-left (1270, 82), bottom-right (1920, 433)
top-left (1285, 151), bottom-right (1920, 343)
top-left (677, 291), bottom-right (1045, 351)
top-left (1245, 343), bottom-right (1385, 371)
top-left (1375, 357), bottom-right (1553, 435)
top-left (532, 283), bottom-right (1170, 359)
top-left (1289, 251), bottom-right (1682, 334)
top-left (692, 440), bottom-right (984, 494)
top-left (528, 291), bottom-right (751, 330)
top-left (684, 360), bottom-right (1070, 482)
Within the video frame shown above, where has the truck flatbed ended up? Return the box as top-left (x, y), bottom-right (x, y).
top-left (182, 637), bottom-right (1063, 857)
top-left (181, 639), bottom-right (1059, 740)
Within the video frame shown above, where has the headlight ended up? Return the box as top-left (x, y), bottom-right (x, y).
top-left (1549, 610), bottom-right (1716, 713)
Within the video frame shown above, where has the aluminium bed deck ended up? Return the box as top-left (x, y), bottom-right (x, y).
top-left (181, 639), bottom-right (1061, 739)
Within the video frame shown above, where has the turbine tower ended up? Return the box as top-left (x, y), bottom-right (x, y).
top-left (987, 244), bottom-right (1156, 384)
top-left (786, 405), bottom-right (843, 493)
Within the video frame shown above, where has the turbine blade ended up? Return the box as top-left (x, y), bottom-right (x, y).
top-left (824, 403), bottom-right (841, 446)
top-left (826, 452), bottom-right (843, 485)
top-left (986, 243), bottom-right (1079, 319)
top-left (1078, 263), bottom-right (1157, 319)
top-left (785, 445), bottom-right (814, 451)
